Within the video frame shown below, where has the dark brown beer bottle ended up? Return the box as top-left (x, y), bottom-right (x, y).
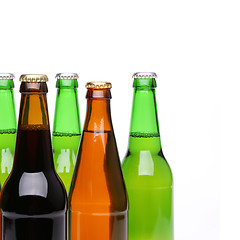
top-left (69, 82), bottom-right (128, 240)
top-left (0, 74), bottom-right (67, 240)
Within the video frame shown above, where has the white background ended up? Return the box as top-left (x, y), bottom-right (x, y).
top-left (1, 0), bottom-right (239, 239)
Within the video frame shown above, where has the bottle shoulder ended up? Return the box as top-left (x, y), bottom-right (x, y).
top-left (1, 170), bottom-right (67, 214)
top-left (69, 130), bottom-right (128, 212)
top-left (122, 150), bottom-right (173, 187)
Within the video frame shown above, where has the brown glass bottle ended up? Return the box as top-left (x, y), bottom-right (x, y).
top-left (69, 82), bottom-right (128, 240)
top-left (0, 74), bottom-right (67, 240)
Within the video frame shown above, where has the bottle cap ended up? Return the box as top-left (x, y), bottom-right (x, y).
top-left (132, 72), bottom-right (157, 79)
top-left (55, 73), bottom-right (79, 79)
top-left (86, 82), bottom-right (112, 89)
top-left (0, 73), bottom-right (15, 80)
top-left (20, 74), bottom-right (48, 82)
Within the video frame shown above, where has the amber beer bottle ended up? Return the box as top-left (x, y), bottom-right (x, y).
top-left (69, 82), bottom-right (128, 240)
top-left (1, 74), bottom-right (67, 240)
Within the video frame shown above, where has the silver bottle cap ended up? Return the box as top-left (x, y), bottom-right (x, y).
top-left (132, 72), bottom-right (157, 79)
top-left (0, 73), bottom-right (15, 79)
top-left (55, 73), bottom-right (79, 79)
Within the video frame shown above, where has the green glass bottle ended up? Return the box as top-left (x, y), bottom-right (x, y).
top-left (52, 73), bottom-right (81, 193)
top-left (122, 72), bottom-right (173, 240)
top-left (0, 73), bottom-right (17, 186)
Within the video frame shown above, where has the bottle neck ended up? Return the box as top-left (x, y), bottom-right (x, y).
top-left (13, 82), bottom-right (54, 172)
top-left (128, 78), bottom-right (161, 153)
top-left (0, 80), bottom-right (16, 132)
top-left (84, 89), bottom-right (113, 132)
top-left (53, 84), bottom-right (81, 136)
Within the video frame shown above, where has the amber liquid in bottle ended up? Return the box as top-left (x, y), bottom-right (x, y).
top-left (1, 80), bottom-right (67, 240)
top-left (69, 83), bottom-right (128, 240)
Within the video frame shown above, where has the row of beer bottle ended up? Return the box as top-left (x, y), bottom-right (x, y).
top-left (0, 72), bottom-right (173, 240)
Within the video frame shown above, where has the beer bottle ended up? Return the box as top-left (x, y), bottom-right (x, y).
top-left (69, 82), bottom-right (128, 240)
top-left (0, 73), bottom-right (17, 186)
top-left (1, 74), bottom-right (67, 240)
top-left (52, 73), bottom-right (81, 193)
top-left (122, 72), bottom-right (173, 240)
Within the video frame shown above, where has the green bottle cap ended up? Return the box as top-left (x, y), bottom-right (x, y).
top-left (55, 73), bottom-right (79, 80)
top-left (132, 72), bottom-right (157, 88)
top-left (0, 73), bottom-right (15, 89)
top-left (0, 73), bottom-right (15, 80)
top-left (132, 72), bottom-right (157, 79)
top-left (55, 73), bottom-right (79, 88)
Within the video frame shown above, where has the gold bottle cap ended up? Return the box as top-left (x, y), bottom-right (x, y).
top-left (133, 72), bottom-right (157, 78)
top-left (55, 73), bottom-right (79, 79)
top-left (0, 73), bottom-right (15, 79)
top-left (85, 82), bottom-right (112, 89)
top-left (20, 74), bottom-right (48, 82)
